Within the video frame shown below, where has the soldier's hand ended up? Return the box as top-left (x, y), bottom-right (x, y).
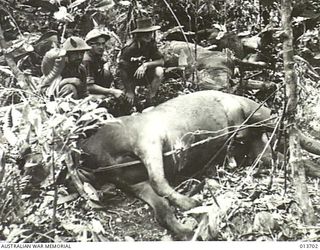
top-left (125, 92), bottom-right (135, 104)
top-left (112, 89), bottom-right (124, 98)
top-left (134, 64), bottom-right (147, 79)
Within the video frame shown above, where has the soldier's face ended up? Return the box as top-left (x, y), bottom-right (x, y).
top-left (136, 32), bottom-right (153, 43)
top-left (90, 37), bottom-right (106, 56)
top-left (67, 51), bottom-right (85, 66)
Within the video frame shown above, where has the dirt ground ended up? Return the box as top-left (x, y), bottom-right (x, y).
top-left (100, 192), bottom-right (170, 241)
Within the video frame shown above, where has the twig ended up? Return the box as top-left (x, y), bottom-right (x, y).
top-left (0, 147), bottom-right (6, 183)
top-left (191, 214), bottom-right (208, 241)
top-left (269, 90), bottom-right (288, 190)
top-left (19, 233), bottom-right (35, 243)
top-left (106, 215), bottom-right (114, 234)
top-left (191, 0), bottom-right (199, 85)
top-left (174, 178), bottom-right (201, 191)
top-left (51, 128), bottom-right (58, 230)
top-left (242, 71), bottom-right (264, 80)
top-left (107, 210), bottom-right (121, 216)
top-left (283, 84), bottom-right (288, 194)
top-left (34, 230), bottom-right (56, 242)
top-left (61, 23), bottom-right (67, 44)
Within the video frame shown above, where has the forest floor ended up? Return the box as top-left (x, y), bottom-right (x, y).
top-left (100, 193), bottom-right (169, 241)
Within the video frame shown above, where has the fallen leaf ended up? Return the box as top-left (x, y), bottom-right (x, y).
top-left (91, 219), bottom-right (105, 234)
top-left (83, 182), bottom-right (100, 201)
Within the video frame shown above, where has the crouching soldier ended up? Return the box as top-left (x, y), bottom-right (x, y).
top-left (83, 29), bottom-right (123, 98)
top-left (59, 37), bottom-right (91, 98)
top-left (41, 36), bottom-right (91, 99)
top-left (118, 17), bottom-right (164, 104)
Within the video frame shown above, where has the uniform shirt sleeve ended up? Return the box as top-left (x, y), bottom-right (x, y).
top-left (119, 40), bottom-right (136, 62)
top-left (119, 39), bottom-right (163, 65)
top-left (78, 64), bottom-right (89, 98)
top-left (82, 53), bottom-right (95, 85)
top-left (149, 40), bottom-right (163, 61)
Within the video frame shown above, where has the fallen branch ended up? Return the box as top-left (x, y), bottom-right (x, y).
top-left (234, 57), bottom-right (268, 69)
top-left (243, 79), bottom-right (277, 90)
top-left (64, 152), bottom-right (90, 201)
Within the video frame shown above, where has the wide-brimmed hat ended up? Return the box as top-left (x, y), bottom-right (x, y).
top-left (63, 36), bottom-right (91, 52)
top-left (131, 17), bottom-right (161, 34)
top-left (85, 29), bottom-right (110, 43)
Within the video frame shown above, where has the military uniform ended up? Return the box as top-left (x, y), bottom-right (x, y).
top-left (118, 39), bottom-right (163, 86)
top-left (60, 63), bottom-right (89, 99)
top-left (82, 50), bottom-right (113, 89)
top-left (41, 36), bottom-right (91, 99)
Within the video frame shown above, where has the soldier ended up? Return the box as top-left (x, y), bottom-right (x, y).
top-left (41, 36), bottom-right (91, 99)
top-left (59, 36), bottom-right (91, 99)
top-left (118, 17), bottom-right (164, 104)
top-left (83, 29), bottom-right (123, 98)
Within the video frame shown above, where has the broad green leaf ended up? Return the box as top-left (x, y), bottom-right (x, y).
top-left (0, 66), bottom-right (13, 76)
top-left (5, 226), bottom-right (29, 243)
top-left (27, 109), bottom-right (43, 138)
top-left (54, 6), bottom-right (74, 22)
top-left (119, 0), bottom-right (131, 6)
top-left (3, 107), bottom-right (19, 146)
top-left (94, 0), bottom-right (115, 10)
top-left (184, 205), bottom-right (211, 215)
top-left (10, 106), bottom-right (23, 130)
top-left (46, 101), bottom-right (59, 115)
top-left (3, 128), bottom-right (18, 146)
top-left (178, 49), bottom-right (188, 67)
top-left (0, 147), bottom-right (5, 183)
top-left (59, 101), bottom-right (73, 113)
top-left (57, 193), bottom-right (79, 205)
top-left (69, 0), bottom-right (89, 9)
top-left (79, 229), bottom-right (88, 242)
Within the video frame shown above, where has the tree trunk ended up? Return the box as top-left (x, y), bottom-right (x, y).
top-left (281, 0), bottom-right (316, 225)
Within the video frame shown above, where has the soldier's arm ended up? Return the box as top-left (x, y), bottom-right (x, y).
top-left (87, 84), bottom-right (123, 98)
top-left (142, 58), bottom-right (164, 69)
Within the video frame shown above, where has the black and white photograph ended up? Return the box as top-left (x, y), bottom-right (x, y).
top-left (0, 0), bottom-right (320, 248)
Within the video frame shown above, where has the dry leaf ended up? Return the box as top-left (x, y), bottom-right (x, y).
top-left (83, 182), bottom-right (100, 201)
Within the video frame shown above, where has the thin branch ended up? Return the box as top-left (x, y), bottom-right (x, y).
top-left (51, 128), bottom-right (58, 229)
